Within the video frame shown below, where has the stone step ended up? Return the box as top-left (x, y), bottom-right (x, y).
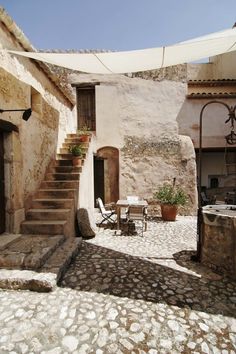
top-left (21, 220), bottom-right (67, 235)
top-left (65, 138), bottom-right (90, 144)
top-left (53, 166), bottom-right (82, 173)
top-left (41, 237), bottom-right (82, 282)
top-left (26, 209), bottom-right (71, 221)
top-left (66, 133), bottom-right (80, 138)
top-left (55, 159), bottom-right (74, 166)
top-left (32, 198), bottom-right (74, 209)
top-left (41, 180), bottom-right (79, 189)
top-left (46, 173), bottom-right (80, 181)
top-left (36, 189), bottom-right (77, 199)
top-left (57, 153), bottom-right (86, 160)
top-left (62, 142), bottom-right (89, 149)
top-left (0, 234), bottom-right (65, 271)
top-left (59, 147), bottom-right (87, 155)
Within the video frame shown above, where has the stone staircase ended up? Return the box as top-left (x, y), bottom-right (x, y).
top-left (0, 133), bottom-right (92, 290)
top-left (21, 133), bottom-right (90, 237)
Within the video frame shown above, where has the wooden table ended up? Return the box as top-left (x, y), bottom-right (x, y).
top-left (116, 199), bottom-right (148, 230)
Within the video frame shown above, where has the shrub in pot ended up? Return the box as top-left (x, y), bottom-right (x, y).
top-left (153, 183), bottom-right (188, 221)
top-left (77, 126), bottom-right (91, 142)
top-left (68, 144), bottom-right (83, 166)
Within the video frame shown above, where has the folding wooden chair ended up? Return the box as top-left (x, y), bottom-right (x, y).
top-left (96, 197), bottom-right (117, 227)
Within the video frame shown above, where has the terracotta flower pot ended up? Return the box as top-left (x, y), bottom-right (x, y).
top-left (79, 135), bottom-right (90, 143)
top-left (72, 156), bottom-right (82, 167)
top-left (161, 204), bottom-right (178, 221)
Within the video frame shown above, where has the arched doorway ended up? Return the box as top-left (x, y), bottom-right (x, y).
top-left (94, 147), bottom-right (119, 205)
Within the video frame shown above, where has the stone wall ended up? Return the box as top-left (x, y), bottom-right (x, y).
top-left (0, 68), bottom-right (60, 232)
top-left (0, 15), bottom-right (78, 233)
top-left (120, 135), bottom-right (197, 214)
top-left (131, 64), bottom-right (187, 82)
top-left (0, 21), bottom-right (76, 149)
top-left (201, 209), bottom-right (236, 279)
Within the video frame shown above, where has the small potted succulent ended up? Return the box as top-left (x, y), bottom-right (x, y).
top-left (153, 182), bottom-right (188, 221)
top-left (77, 125), bottom-right (91, 142)
top-left (68, 144), bottom-right (83, 166)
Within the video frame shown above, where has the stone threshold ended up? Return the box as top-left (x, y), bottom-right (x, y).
top-left (0, 233), bottom-right (82, 292)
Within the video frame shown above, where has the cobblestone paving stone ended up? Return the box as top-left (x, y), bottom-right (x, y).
top-left (0, 216), bottom-right (236, 353)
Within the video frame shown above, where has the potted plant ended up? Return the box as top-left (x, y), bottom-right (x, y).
top-left (77, 125), bottom-right (91, 142)
top-left (153, 183), bottom-right (188, 221)
top-left (68, 144), bottom-right (83, 166)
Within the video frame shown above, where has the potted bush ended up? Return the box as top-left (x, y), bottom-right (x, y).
top-left (68, 144), bottom-right (83, 166)
top-left (153, 183), bottom-right (188, 221)
top-left (77, 126), bottom-right (91, 142)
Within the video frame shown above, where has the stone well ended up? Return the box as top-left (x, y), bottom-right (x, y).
top-left (201, 205), bottom-right (236, 279)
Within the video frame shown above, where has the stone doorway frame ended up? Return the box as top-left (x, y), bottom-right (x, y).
top-left (96, 147), bottom-right (119, 204)
top-left (0, 119), bottom-right (25, 234)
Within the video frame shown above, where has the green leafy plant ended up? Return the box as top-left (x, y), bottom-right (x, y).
top-left (153, 184), bottom-right (188, 206)
top-left (68, 145), bottom-right (83, 156)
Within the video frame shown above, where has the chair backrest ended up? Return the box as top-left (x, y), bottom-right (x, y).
top-left (201, 192), bottom-right (209, 204)
top-left (96, 198), bottom-right (106, 214)
top-left (127, 205), bottom-right (145, 220)
top-left (127, 196), bottom-right (139, 203)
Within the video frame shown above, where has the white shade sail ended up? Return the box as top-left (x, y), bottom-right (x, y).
top-left (7, 27), bottom-right (236, 74)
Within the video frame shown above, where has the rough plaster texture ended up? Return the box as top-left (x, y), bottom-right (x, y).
top-left (177, 97), bottom-right (235, 149)
top-left (120, 134), bottom-right (197, 214)
top-left (78, 137), bottom-right (96, 222)
top-left (210, 51), bottom-right (236, 79)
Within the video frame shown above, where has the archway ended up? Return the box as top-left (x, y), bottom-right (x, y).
top-left (94, 147), bottom-right (119, 204)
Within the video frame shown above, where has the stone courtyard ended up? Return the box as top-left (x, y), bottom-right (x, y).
top-left (0, 216), bottom-right (236, 353)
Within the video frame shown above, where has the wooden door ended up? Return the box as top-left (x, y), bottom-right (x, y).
top-left (77, 88), bottom-right (96, 131)
top-left (94, 157), bottom-right (104, 206)
top-left (0, 131), bottom-right (5, 234)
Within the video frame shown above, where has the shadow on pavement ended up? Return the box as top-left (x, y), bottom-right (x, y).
top-left (61, 241), bottom-right (236, 318)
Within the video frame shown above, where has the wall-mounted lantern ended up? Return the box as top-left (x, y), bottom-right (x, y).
top-left (0, 108), bottom-right (32, 121)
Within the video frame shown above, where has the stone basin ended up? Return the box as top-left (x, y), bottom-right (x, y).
top-left (201, 205), bottom-right (236, 279)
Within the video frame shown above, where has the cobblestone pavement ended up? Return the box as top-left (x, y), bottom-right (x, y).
top-left (0, 216), bottom-right (236, 353)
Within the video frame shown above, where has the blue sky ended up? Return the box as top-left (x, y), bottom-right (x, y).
top-left (1, 0), bottom-right (236, 51)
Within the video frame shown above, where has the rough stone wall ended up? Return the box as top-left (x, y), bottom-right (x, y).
top-left (201, 212), bottom-right (236, 279)
top-left (131, 64), bottom-right (187, 82)
top-left (0, 67), bottom-right (59, 232)
top-left (0, 22), bottom-right (76, 149)
top-left (120, 135), bottom-right (197, 214)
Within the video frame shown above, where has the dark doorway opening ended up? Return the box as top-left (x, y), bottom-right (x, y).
top-left (0, 131), bottom-right (5, 234)
top-left (94, 157), bottom-right (105, 206)
top-left (95, 147), bottom-right (119, 205)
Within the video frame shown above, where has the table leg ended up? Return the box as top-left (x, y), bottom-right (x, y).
top-left (117, 206), bottom-right (121, 230)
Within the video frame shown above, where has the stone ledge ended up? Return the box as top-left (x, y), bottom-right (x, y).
top-left (41, 237), bottom-right (82, 282)
top-left (0, 269), bottom-right (57, 292)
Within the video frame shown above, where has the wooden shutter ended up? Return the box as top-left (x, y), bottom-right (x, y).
top-left (77, 88), bottom-right (96, 131)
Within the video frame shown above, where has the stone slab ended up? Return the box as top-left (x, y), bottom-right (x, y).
top-left (0, 234), bottom-right (65, 270)
top-left (0, 233), bottom-right (21, 248)
top-left (41, 237), bottom-right (82, 281)
top-left (0, 269), bottom-right (57, 292)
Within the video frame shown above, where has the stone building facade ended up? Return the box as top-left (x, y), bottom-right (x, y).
top-left (2, 7), bottom-right (235, 236)
top-left (0, 8), bottom-right (76, 234)
top-left (71, 73), bottom-right (198, 216)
